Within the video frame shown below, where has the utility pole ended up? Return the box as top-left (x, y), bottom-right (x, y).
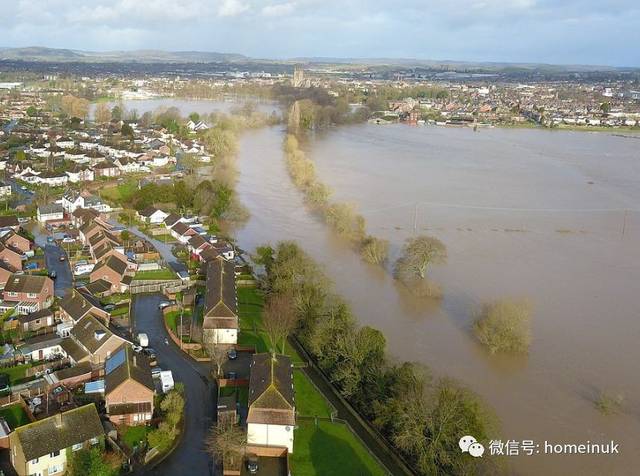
top-left (413, 203), bottom-right (418, 235)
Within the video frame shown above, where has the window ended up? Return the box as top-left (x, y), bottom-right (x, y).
top-left (28, 293), bottom-right (37, 298)
top-left (8, 292), bottom-right (17, 297)
top-left (48, 464), bottom-right (63, 474)
top-left (30, 457), bottom-right (39, 464)
top-left (49, 450), bottom-right (60, 457)
top-left (72, 443), bottom-right (83, 452)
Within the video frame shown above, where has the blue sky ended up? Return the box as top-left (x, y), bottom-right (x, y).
top-left (1, 0), bottom-right (639, 66)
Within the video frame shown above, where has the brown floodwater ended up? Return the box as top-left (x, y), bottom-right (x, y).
top-left (233, 124), bottom-right (640, 476)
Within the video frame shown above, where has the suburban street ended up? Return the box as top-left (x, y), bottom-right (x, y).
top-left (131, 293), bottom-right (215, 476)
top-left (43, 244), bottom-right (72, 296)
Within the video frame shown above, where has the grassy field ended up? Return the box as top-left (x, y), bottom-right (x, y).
top-left (0, 403), bottom-right (30, 429)
top-left (101, 180), bottom-right (138, 205)
top-left (293, 370), bottom-right (333, 418)
top-left (291, 421), bottom-right (387, 476)
top-left (164, 310), bottom-right (191, 335)
top-left (134, 268), bottom-right (176, 280)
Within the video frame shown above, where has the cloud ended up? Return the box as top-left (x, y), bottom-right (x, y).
top-left (218, 0), bottom-right (250, 17)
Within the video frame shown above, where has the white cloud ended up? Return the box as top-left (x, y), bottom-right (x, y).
top-left (218, 0), bottom-right (250, 17)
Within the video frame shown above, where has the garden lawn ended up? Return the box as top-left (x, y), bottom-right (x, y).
top-left (122, 425), bottom-right (150, 450)
top-left (134, 268), bottom-right (176, 280)
top-left (291, 421), bottom-right (386, 476)
top-left (101, 180), bottom-right (138, 205)
top-left (293, 370), bottom-right (333, 418)
top-left (0, 403), bottom-right (30, 429)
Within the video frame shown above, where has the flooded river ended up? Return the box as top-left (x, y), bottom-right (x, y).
top-left (117, 98), bottom-right (639, 474)
top-left (234, 124), bottom-right (640, 476)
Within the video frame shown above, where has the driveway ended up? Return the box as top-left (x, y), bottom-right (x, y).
top-left (131, 293), bottom-right (215, 476)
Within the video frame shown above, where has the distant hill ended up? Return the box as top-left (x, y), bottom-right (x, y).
top-left (0, 47), bottom-right (247, 63)
top-left (0, 46), bottom-right (635, 72)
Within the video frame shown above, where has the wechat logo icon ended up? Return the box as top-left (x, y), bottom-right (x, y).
top-left (459, 435), bottom-right (485, 458)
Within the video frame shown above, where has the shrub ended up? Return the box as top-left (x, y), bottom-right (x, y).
top-left (360, 236), bottom-right (389, 265)
top-left (594, 391), bottom-right (624, 416)
top-left (473, 298), bottom-right (532, 354)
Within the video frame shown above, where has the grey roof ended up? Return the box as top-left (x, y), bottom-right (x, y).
top-left (13, 404), bottom-right (103, 461)
top-left (70, 315), bottom-right (120, 354)
top-left (247, 354), bottom-right (295, 426)
top-left (17, 308), bottom-right (53, 324)
top-left (18, 333), bottom-right (62, 354)
top-left (4, 274), bottom-right (50, 294)
top-left (37, 203), bottom-right (64, 215)
top-left (59, 289), bottom-right (104, 323)
top-left (203, 257), bottom-right (237, 320)
top-left (60, 338), bottom-right (89, 363)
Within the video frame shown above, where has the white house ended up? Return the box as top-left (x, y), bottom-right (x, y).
top-left (202, 258), bottom-right (238, 346)
top-left (36, 172), bottom-right (68, 187)
top-left (246, 354), bottom-right (295, 454)
top-left (37, 204), bottom-right (65, 223)
top-left (0, 181), bottom-right (11, 198)
top-left (137, 207), bottom-right (169, 225)
top-left (62, 192), bottom-right (110, 214)
top-left (66, 167), bottom-right (95, 183)
top-left (18, 334), bottom-right (64, 362)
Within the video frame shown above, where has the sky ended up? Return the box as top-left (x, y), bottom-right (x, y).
top-left (1, 0), bottom-right (639, 67)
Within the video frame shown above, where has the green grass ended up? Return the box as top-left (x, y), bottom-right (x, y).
top-left (291, 421), bottom-right (386, 476)
top-left (134, 268), bottom-right (176, 280)
top-left (122, 425), bottom-right (150, 450)
top-left (294, 370), bottom-right (333, 418)
top-left (0, 404), bottom-right (30, 429)
top-left (0, 363), bottom-right (34, 385)
top-left (110, 305), bottom-right (129, 317)
top-left (101, 180), bottom-right (138, 205)
top-left (164, 310), bottom-right (192, 336)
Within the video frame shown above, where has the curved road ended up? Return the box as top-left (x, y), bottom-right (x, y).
top-left (131, 293), bottom-right (215, 476)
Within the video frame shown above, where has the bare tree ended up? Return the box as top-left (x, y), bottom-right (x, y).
top-left (94, 103), bottom-right (112, 124)
top-left (262, 293), bottom-right (298, 354)
top-left (206, 420), bottom-right (246, 471)
top-left (206, 342), bottom-right (229, 377)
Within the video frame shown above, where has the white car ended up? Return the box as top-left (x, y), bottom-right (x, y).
top-left (62, 237), bottom-right (75, 243)
top-left (158, 301), bottom-right (172, 310)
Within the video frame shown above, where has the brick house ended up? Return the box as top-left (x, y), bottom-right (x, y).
top-left (0, 243), bottom-right (23, 271)
top-left (105, 345), bottom-right (155, 426)
top-left (64, 315), bottom-right (127, 365)
top-left (89, 254), bottom-right (131, 293)
top-left (0, 230), bottom-right (31, 254)
top-left (3, 274), bottom-right (54, 314)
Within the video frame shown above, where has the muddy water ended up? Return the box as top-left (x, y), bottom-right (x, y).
top-left (234, 124), bottom-right (640, 475)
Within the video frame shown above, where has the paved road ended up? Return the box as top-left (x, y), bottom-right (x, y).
top-left (131, 293), bottom-right (215, 476)
top-left (113, 221), bottom-right (188, 275)
top-left (43, 244), bottom-right (73, 297)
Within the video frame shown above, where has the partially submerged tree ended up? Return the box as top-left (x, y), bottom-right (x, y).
top-left (473, 298), bottom-right (532, 354)
top-left (206, 342), bottom-right (229, 377)
top-left (594, 391), bottom-right (624, 416)
top-left (394, 235), bottom-right (447, 297)
top-left (360, 236), bottom-right (389, 265)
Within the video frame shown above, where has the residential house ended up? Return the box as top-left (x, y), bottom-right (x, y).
top-left (9, 404), bottom-right (104, 476)
top-left (202, 257), bottom-right (238, 346)
top-left (137, 206), bottom-right (169, 225)
top-left (89, 255), bottom-right (132, 294)
top-left (170, 222), bottom-right (198, 244)
top-left (58, 289), bottom-right (110, 326)
top-left (104, 345), bottom-right (155, 426)
top-left (36, 204), bottom-right (64, 224)
top-left (247, 353), bottom-right (295, 455)
top-left (0, 243), bottom-right (23, 271)
top-left (18, 308), bottom-right (54, 333)
top-left (65, 165), bottom-right (94, 183)
top-left (36, 171), bottom-right (68, 187)
top-left (92, 160), bottom-right (120, 178)
top-left (71, 208), bottom-right (100, 228)
top-left (0, 215), bottom-right (20, 232)
top-left (62, 191), bottom-right (110, 214)
top-left (0, 230), bottom-right (31, 254)
top-left (65, 315), bottom-right (127, 365)
top-left (18, 333), bottom-right (63, 361)
top-left (3, 274), bottom-right (54, 314)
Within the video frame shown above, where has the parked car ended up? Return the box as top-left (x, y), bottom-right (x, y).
top-left (138, 333), bottom-right (149, 347)
top-left (227, 348), bottom-right (237, 360)
top-left (24, 262), bottom-right (38, 270)
top-left (132, 344), bottom-right (143, 353)
top-left (103, 304), bottom-right (115, 311)
top-left (59, 256), bottom-right (66, 262)
top-left (62, 237), bottom-right (75, 243)
top-left (158, 301), bottom-right (172, 310)
top-left (226, 371), bottom-right (237, 380)
top-left (48, 270), bottom-right (57, 279)
top-left (46, 236), bottom-right (54, 243)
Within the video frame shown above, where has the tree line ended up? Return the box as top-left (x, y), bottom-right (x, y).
top-left (255, 242), bottom-right (500, 476)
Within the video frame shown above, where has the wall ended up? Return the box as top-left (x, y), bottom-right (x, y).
top-left (247, 423), bottom-right (294, 454)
